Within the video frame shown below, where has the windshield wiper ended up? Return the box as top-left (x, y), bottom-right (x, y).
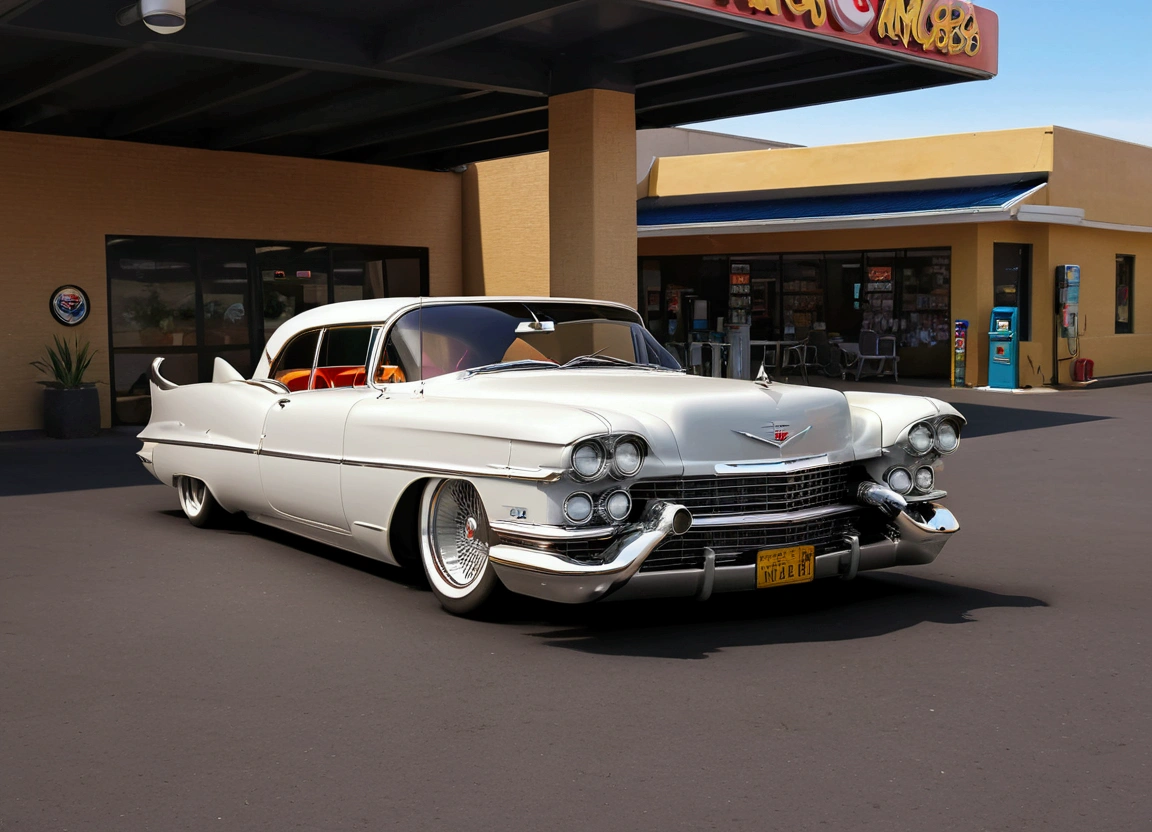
top-left (464, 359), bottom-right (559, 377)
top-left (559, 354), bottom-right (651, 369)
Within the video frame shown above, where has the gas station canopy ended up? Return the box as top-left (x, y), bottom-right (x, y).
top-left (0, 0), bottom-right (998, 170)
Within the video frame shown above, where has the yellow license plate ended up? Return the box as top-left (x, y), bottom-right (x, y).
top-left (756, 545), bottom-right (815, 589)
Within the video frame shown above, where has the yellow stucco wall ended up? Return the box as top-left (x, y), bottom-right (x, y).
top-left (1047, 225), bottom-right (1152, 381)
top-left (548, 89), bottom-right (638, 308)
top-left (647, 127), bottom-right (1056, 197)
top-left (462, 152), bottom-right (550, 297)
top-left (1051, 127), bottom-right (1152, 227)
top-left (0, 131), bottom-right (463, 433)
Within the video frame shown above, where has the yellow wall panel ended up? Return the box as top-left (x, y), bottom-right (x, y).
top-left (0, 131), bottom-right (463, 432)
top-left (648, 127), bottom-right (1056, 198)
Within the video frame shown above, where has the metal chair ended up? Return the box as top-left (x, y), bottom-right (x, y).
top-left (854, 330), bottom-right (900, 381)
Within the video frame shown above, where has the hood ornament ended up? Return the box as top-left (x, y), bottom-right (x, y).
top-left (732, 423), bottom-right (812, 450)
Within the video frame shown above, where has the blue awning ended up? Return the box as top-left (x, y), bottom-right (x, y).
top-left (637, 181), bottom-right (1047, 228)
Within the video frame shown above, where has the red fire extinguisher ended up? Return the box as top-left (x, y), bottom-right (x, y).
top-left (1072, 358), bottom-right (1094, 382)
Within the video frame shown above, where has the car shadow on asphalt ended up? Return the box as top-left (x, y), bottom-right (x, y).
top-left (511, 575), bottom-right (1048, 660)
top-left (161, 511), bottom-right (1047, 659)
top-left (937, 403), bottom-right (1108, 439)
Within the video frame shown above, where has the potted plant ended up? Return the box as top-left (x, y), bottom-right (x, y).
top-left (30, 335), bottom-right (102, 439)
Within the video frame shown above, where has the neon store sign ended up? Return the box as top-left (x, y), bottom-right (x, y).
top-left (707, 0), bottom-right (990, 63)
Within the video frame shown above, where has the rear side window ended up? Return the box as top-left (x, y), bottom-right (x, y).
top-left (314, 326), bottom-right (375, 388)
top-left (270, 330), bottom-right (320, 391)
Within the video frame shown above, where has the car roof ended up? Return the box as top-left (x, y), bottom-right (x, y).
top-left (259, 296), bottom-right (641, 368)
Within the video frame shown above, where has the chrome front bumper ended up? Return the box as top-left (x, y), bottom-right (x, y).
top-left (488, 501), bottom-right (959, 605)
top-left (488, 501), bottom-right (692, 604)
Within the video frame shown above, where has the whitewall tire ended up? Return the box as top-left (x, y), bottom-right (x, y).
top-left (419, 479), bottom-right (500, 615)
top-left (177, 476), bottom-right (222, 528)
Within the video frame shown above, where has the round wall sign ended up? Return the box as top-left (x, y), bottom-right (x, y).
top-left (49, 285), bottom-right (90, 326)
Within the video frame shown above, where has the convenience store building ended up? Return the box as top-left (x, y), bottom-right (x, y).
top-left (630, 126), bottom-right (1152, 387)
top-left (466, 125), bottom-right (1152, 388)
top-left (2, 0), bottom-right (1003, 432)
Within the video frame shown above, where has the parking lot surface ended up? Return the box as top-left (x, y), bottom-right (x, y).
top-left (2, 381), bottom-right (1149, 831)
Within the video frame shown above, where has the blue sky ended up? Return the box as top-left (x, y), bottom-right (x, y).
top-left (690, 0), bottom-right (1152, 148)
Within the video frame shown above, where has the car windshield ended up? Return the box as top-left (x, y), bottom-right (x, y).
top-left (376, 302), bottom-right (680, 383)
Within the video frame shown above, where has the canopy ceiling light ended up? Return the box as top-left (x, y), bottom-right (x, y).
top-left (117, 0), bottom-right (186, 35)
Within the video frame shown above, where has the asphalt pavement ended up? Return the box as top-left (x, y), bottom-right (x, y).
top-left (2, 380), bottom-right (1149, 831)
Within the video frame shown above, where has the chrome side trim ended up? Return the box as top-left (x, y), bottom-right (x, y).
top-left (135, 436), bottom-right (259, 454)
top-left (261, 448), bottom-right (342, 465)
top-left (691, 504), bottom-right (859, 528)
top-left (343, 456), bottom-right (563, 482)
top-left (714, 454), bottom-right (830, 475)
top-left (487, 463), bottom-right (565, 479)
top-left (353, 521), bottom-right (386, 533)
top-left (245, 379), bottom-right (289, 394)
top-left (136, 438), bottom-right (558, 482)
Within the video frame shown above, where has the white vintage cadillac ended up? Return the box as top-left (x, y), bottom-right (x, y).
top-left (138, 297), bottom-right (964, 615)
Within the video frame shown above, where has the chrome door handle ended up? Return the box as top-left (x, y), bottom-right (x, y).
top-left (276, 398), bottom-right (291, 408)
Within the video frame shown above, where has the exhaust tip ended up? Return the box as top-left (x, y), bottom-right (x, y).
top-left (671, 508), bottom-right (693, 536)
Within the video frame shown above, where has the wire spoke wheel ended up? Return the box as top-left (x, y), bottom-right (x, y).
top-left (421, 479), bottom-right (501, 615)
top-left (430, 480), bottom-right (490, 588)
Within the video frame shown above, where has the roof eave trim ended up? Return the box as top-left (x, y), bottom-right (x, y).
top-left (637, 205), bottom-right (1012, 237)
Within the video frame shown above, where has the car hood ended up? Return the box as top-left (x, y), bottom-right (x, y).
top-left (427, 369), bottom-right (855, 475)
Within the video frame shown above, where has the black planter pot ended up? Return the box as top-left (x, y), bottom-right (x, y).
top-left (43, 386), bottom-right (101, 439)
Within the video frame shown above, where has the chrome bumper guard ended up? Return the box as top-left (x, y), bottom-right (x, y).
top-left (488, 498), bottom-right (959, 605)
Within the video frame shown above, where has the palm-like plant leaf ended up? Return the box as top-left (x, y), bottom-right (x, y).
top-left (30, 335), bottom-right (99, 388)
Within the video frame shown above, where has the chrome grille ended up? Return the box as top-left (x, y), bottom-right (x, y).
top-left (641, 516), bottom-right (854, 572)
top-left (630, 463), bottom-right (852, 517)
top-left (548, 516), bottom-right (856, 570)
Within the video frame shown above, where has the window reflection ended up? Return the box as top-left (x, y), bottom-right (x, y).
top-left (107, 236), bottom-right (428, 424)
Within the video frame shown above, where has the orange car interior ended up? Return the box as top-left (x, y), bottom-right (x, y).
top-left (275, 366), bottom-right (368, 391)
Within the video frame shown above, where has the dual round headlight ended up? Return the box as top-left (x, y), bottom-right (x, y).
top-left (935, 420), bottom-right (961, 454)
top-left (563, 490), bottom-right (632, 525)
top-left (572, 442), bottom-right (606, 479)
top-left (886, 467), bottom-right (913, 495)
top-left (601, 490), bottom-right (633, 523)
top-left (887, 465), bottom-right (935, 495)
top-left (571, 436), bottom-right (644, 481)
top-left (564, 492), bottom-right (595, 524)
top-left (906, 419), bottom-right (962, 456)
top-left (613, 440), bottom-right (643, 477)
top-left (907, 422), bottom-right (934, 455)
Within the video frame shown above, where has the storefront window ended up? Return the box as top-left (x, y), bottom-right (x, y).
top-left (108, 239), bottom-right (198, 350)
top-left (781, 254), bottom-right (825, 336)
top-left (1116, 255), bottom-right (1135, 334)
top-left (107, 236), bottom-right (428, 425)
top-left (897, 249), bottom-right (952, 348)
top-left (259, 244), bottom-right (331, 345)
top-left (862, 252), bottom-right (897, 336)
top-left (638, 247), bottom-right (953, 378)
